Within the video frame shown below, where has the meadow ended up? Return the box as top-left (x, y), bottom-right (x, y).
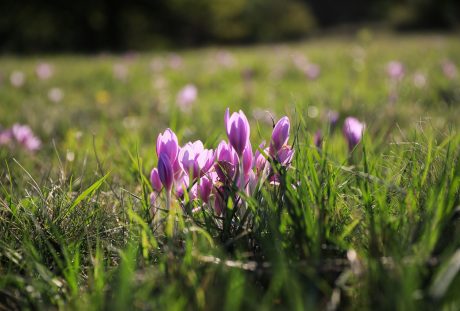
top-left (0, 33), bottom-right (460, 310)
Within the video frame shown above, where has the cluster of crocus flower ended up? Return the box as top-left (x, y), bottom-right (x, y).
top-left (0, 124), bottom-right (41, 152)
top-left (149, 108), bottom-right (295, 215)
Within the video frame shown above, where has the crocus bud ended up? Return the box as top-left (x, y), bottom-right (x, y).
top-left (156, 128), bottom-right (179, 163)
top-left (214, 190), bottom-right (225, 216)
top-left (343, 117), bottom-right (365, 151)
top-left (150, 168), bottom-right (162, 192)
top-left (327, 110), bottom-right (339, 128)
top-left (158, 153), bottom-right (174, 192)
top-left (314, 130), bottom-right (322, 148)
top-left (224, 108), bottom-right (250, 156)
top-left (270, 116), bottom-right (290, 156)
top-left (175, 174), bottom-right (189, 198)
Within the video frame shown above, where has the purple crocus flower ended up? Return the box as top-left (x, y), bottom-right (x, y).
top-left (158, 153), bottom-right (174, 192)
top-left (156, 128), bottom-right (179, 163)
top-left (254, 142), bottom-right (269, 177)
top-left (242, 142), bottom-right (253, 178)
top-left (198, 176), bottom-right (213, 203)
top-left (276, 146), bottom-right (295, 166)
top-left (178, 140), bottom-right (214, 179)
top-left (270, 116), bottom-right (290, 156)
top-left (343, 117), bottom-right (365, 151)
top-left (150, 168), bottom-right (162, 192)
top-left (224, 108), bottom-right (250, 156)
top-left (215, 140), bottom-right (239, 183)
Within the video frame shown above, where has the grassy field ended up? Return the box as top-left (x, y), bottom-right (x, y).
top-left (1, 33), bottom-right (460, 310)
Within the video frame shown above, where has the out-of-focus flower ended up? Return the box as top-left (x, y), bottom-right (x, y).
top-left (169, 54), bottom-right (182, 69)
top-left (176, 84), bottom-right (198, 111)
top-left (327, 110), bottom-right (339, 128)
top-left (305, 63), bottom-right (321, 80)
top-left (113, 63), bottom-right (128, 81)
top-left (10, 71), bottom-right (25, 88)
top-left (343, 117), bottom-right (365, 151)
top-left (314, 130), bottom-right (322, 148)
top-left (413, 72), bottom-right (427, 89)
top-left (198, 176), bottom-right (213, 203)
top-left (48, 87), bottom-right (64, 103)
top-left (225, 108), bottom-right (250, 156)
top-left (150, 58), bottom-right (165, 73)
top-left (386, 61), bottom-right (405, 80)
top-left (0, 129), bottom-right (12, 145)
top-left (36, 63), bottom-right (53, 80)
top-left (11, 124), bottom-right (41, 151)
top-left (442, 60), bottom-right (457, 80)
top-left (95, 90), bottom-right (110, 105)
top-left (216, 50), bottom-right (236, 68)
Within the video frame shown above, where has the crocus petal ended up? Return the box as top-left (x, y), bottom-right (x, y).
top-left (150, 168), bottom-right (162, 192)
top-left (158, 153), bottom-right (174, 192)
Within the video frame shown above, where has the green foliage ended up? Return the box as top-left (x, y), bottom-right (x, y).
top-left (0, 35), bottom-right (460, 310)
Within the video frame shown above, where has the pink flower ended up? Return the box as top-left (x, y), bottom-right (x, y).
top-left (176, 84), bottom-right (198, 111)
top-left (386, 61), bottom-right (405, 80)
top-left (10, 71), bottom-right (25, 88)
top-left (48, 87), bottom-right (64, 103)
top-left (276, 146), bottom-right (295, 166)
top-left (156, 129), bottom-right (179, 164)
top-left (254, 142), bottom-right (269, 177)
top-left (36, 63), bottom-right (53, 80)
top-left (225, 108), bottom-right (250, 156)
top-left (270, 116), bottom-right (290, 156)
top-left (215, 140), bottom-right (239, 183)
top-left (11, 124), bottom-right (41, 151)
top-left (0, 129), bottom-right (12, 145)
top-left (198, 176), bottom-right (213, 203)
top-left (178, 140), bottom-right (214, 179)
top-left (442, 61), bottom-right (457, 80)
top-left (343, 117), bottom-right (365, 151)
top-left (305, 63), bottom-right (320, 80)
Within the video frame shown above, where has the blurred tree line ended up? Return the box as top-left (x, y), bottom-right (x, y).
top-left (0, 0), bottom-right (459, 52)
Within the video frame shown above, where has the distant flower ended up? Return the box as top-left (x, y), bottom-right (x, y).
top-left (216, 50), bottom-right (236, 68)
top-left (10, 71), bottom-right (25, 88)
top-left (225, 108), bottom-right (250, 156)
top-left (113, 63), bottom-right (128, 81)
top-left (48, 87), bottom-right (64, 103)
top-left (327, 110), bottom-right (339, 128)
top-left (343, 117), bottom-right (365, 151)
top-left (11, 124), bottom-right (41, 151)
top-left (305, 63), bottom-right (321, 80)
top-left (169, 54), bottom-right (182, 69)
top-left (95, 90), bottom-right (110, 105)
top-left (176, 84), bottom-right (198, 111)
top-left (386, 61), bottom-right (405, 80)
top-left (314, 130), bottom-right (322, 148)
top-left (0, 129), bottom-right (12, 145)
top-left (36, 63), bottom-right (53, 80)
top-left (412, 72), bottom-right (427, 89)
top-left (442, 60), bottom-right (457, 80)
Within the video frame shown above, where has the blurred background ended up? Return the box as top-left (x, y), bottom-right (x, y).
top-left (1, 0), bottom-right (459, 53)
